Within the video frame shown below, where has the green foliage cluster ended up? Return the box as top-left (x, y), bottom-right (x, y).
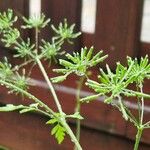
top-left (51, 47), bottom-right (108, 83)
top-left (0, 9), bottom-right (149, 150)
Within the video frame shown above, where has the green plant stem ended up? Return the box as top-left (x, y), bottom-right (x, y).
top-left (124, 106), bottom-right (138, 125)
top-left (37, 58), bottom-right (82, 149)
top-left (0, 80), bottom-right (54, 115)
top-left (36, 57), bottom-right (63, 114)
top-left (134, 84), bottom-right (144, 150)
top-left (143, 121), bottom-right (150, 127)
top-left (0, 80), bottom-right (82, 149)
top-left (34, 26), bottom-right (82, 150)
top-left (12, 59), bottom-right (34, 71)
top-left (35, 27), bottom-right (39, 53)
top-left (134, 127), bottom-right (143, 150)
top-left (34, 26), bottom-right (63, 114)
top-left (62, 121), bottom-right (82, 150)
top-left (35, 108), bottom-right (52, 118)
top-left (118, 95), bottom-right (128, 121)
top-left (140, 85), bottom-right (144, 125)
top-left (125, 89), bottom-right (150, 99)
top-left (74, 76), bottom-right (85, 150)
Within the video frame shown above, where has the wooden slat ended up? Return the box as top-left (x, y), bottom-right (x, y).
top-left (0, 0), bottom-right (29, 38)
top-left (140, 42), bottom-right (150, 57)
top-left (41, 0), bottom-right (82, 52)
top-left (0, 112), bottom-right (150, 150)
top-left (90, 0), bottom-right (144, 69)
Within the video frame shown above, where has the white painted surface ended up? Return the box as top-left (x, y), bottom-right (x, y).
top-left (81, 0), bottom-right (97, 34)
top-left (141, 0), bottom-right (150, 42)
top-left (29, 0), bottom-right (41, 17)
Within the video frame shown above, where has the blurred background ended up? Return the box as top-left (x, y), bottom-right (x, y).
top-left (0, 0), bottom-right (150, 149)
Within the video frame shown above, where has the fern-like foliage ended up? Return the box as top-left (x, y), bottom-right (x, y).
top-left (14, 38), bottom-right (35, 59)
top-left (0, 58), bottom-right (29, 95)
top-left (1, 28), bottom-right (20, 47)
top-left (46, 116), bottom-right (66, 144)
top-left (81, 56), bottom-right (150, 121)
top-left (22, 13), bottom-right (50, 29)
top-left (39, 39), bottom-right (64, 64)
top-left (0, 9), bottom-right (17, 31)
top-left (0, 57), bottom-right (13, 80)
top-left (127, 55), bottom-right (150, 86)
top-left (51, 19), bottom-right (81, 44)
top-left (51, 47), bottom-right (108, 83)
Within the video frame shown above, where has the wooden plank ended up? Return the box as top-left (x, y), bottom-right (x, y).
top-left (92, 0), bottom-right (144, 68)
top-left (40, 0), bottom-right (82, 52)
top-left (0, 0), bottom-right (29, 46)
top-left (0, 112), bottom-right (150, 150)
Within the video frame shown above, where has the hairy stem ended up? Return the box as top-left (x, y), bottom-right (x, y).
top-left (134, 127), bottom-right (143, 150)
top-left (0, 80), bottom-right (54, 115)
top-left (35, 27), bottom-right (39, 52)
top-left (118, 95), bottom-right (128, 121)
top-left (36, 58), bottom-right (63, 114)
top-left (34, 25), bottom-right (82, 149)
top-left (140, 85), bottom-right (144, 125)
top-left (74, 76), bottom-right (85, 150)
top-left (0, 80), bottom-right (82, 149)
top-left (34, 26), bottom-right (63, 115)
top-left (35, 108), bottom-right (52, 118)
top-left (35, 58), bottom-right (82, 149)
top-left (62, 121), bottom-right (82, 150)
top-left (134, 84), bottom-right (144, 150)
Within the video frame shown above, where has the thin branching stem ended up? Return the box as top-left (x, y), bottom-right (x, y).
top-left (35, 27), bottom-right (39, 53)
top-left (34, 26), bottom-right (82, 150)
top-left (36, 57), bottom-right (63, 114)
top-left (136, 86), bottom-right (142, 124)
top-left (12, 59), bottom-right (34, 71)
top-left (140, 85), bottom-right (144, 125)
top-left (118, 95), bottom-right (128, 121)
top-left (36, 59), bottom-right (82, 149)
top-left (134, 83), bottom-right (144, 150)
top-left (74, 76), bottom-right (85, 150)
top-left (35, 108), bottom-right (52, 118)
top-left (62, 121), bottom-right (82, 150)
top-left (134, 126), bottom-right (143, 150)
top-left (143, 121), bottom-right (150, 127)
top-left (0, 80), bottom-right (55, 115)
top-left (34, 25), bottom-right (63, 115)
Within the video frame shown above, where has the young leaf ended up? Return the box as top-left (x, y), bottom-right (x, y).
top-left (51, 75), bottom-right (67, 83)
top-left (22, 14), bottom-right (50, 29)
top-left (52, 47), bottom-right (107, 80)
top-left (46, 118), bottom-right (57, 124)
top-left (80, 93), bottom-right (102, 103)
top-left (0, 104), bottom-right (25, 112)
top-left (51, 124), bottom-right (66, 144)
top-left (67, 112), bottom-right (84, 120)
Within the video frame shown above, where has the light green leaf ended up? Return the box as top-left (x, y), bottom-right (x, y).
top-left (51, 123), bottom-right (66, 144)
top-left (19, 108), bottom-right (35, 114)
top-left (67, 112), bottom-right (84, 120)
top-left (0, 104), bottom-right (25, 112)
top-left (46, 118), bottom-right (57, 124)
top-left (51, 75), bottom-right (67, 83)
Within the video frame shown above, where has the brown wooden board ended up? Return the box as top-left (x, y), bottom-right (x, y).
top-left (0, 112), bottom-right (150, 150)
top-left (82, 0), bottom-right (144, 69)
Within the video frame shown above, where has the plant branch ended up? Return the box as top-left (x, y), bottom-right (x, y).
top-left (140, 85), bottom-right (144, 125)
top-left (34, 25), bottom-right (63, 115)
top-left (74, 76), bottom-right (85, 150)
top-left (62, 121), bottom-right (82, 150)
top-left (0, 80), bottom-right (55, 115)
top-left (34, 24), bottom-right (82, 149)
top-left (36, 57), bottom-right (63, 114)
top-left (134, 126), bottom-right (143, 150)
top-left (118, 95), bottom-right (128, 121)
